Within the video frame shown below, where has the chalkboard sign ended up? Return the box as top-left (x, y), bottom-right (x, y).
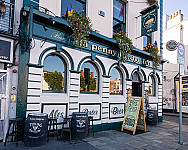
top-left (121, 96), bottom-right (146, 135)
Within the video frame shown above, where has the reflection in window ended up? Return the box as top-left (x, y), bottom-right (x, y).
top-left (132, 72), bottom-right (140, 82)
top-left (113, 0), bottom-right (126, 32)
top-left (42, 55), bottom-right (65, 93)
top-left (143, 34), bottom-right (152, 47)
top-left (61, 0), bottom-right (86, 18)
top-left (110, 67), bottom-right (122, 95)
top-left (148, 75), bottom-right (155, 96)
top-left (80, 62), bottom-right (98, 93)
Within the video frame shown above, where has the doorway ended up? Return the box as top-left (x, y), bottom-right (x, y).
top-left (132, 71), bottom-right (142, 97)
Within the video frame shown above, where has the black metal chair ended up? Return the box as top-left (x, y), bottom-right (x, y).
top-left (60, 118), bottom-right (71, 140)
top-left (48, 117), bottom-right (58, 141)
top-left (4, 118), bottom-right (23, 146)
top-left (88, 116), bottom-right (94, 136)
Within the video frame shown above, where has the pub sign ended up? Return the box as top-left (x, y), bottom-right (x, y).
top-left (141, 4), bottom-right (158, 36)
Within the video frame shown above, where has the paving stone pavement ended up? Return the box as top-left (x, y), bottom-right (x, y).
top-left (0, 120), bottom-right (188, 150)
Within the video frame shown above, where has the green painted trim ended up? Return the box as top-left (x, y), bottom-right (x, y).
top-left (38, 46), bottom-right (75, 70)
top-left (28, 63), bottom-right (43, 68)
top-left (69, 108), bottom-right (78, 110)
top-left (158, 116), bottom-right (163, 122)
top-left (28, 88), bottom-right (41, 90)
top-left (102, 75), bottom-right (111, 78)
top-left (90, 122), bottom-right (122, 132)
top-left (42, 90), bottom-right (65, 93)
top-left (28, 80), bottom-right (41, 83)
top-left (130, 68), bottom-right (147, 82)
top-left (77, 56), bottom-right (106, 75)
top-left (156, 72), bottom-right (161, 84)
top-left (27, 102), bottom-right (40, 104)
top-left (41, 103), bottom-right (68, 118)
top-left (69, 70), bottom-right (81, 74)
top-left (70, 96), bottom-right (79, 98)
top-left (70, 78), bottom-right (79, 80)
top-left (79, 103), bottom-right (101, 121)
top-left (80, 91), bottom-right (99, 94)
top-left (28, 73), bottom-right (42, 76)
top-left (27, 95), bottom-right (40, 97)
top-left (126, 78), bottom-right (132, 81)
top-left (70, 84), bottom-right (79, 86)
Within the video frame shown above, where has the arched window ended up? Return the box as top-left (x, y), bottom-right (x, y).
top-left (148, 75), bottom-right (155, 96)
top-left (109, 67), bottom-right (123, 95)
top-left (42, 55), bottom-right (66, 93)
top-left (132, 72), bottom-right (140, 82)
top-left (80, 61), bottom-right (98, 94)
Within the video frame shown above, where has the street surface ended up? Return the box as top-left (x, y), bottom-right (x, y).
top-left (0, 113), bottom-right (188, 150)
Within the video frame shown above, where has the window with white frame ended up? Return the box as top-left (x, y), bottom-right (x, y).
top-left (42, 54), bottom-right (66, 93)
top-left (80, 61), bottom-right (98, 94)
top-left (109, 67), bottom-right (123, 95)
top-left (148, 75), bottom-right (155, 96)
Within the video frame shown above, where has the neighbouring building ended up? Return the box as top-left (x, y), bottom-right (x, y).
top-left (0, 0), bottom-right (22, 141)
top-left (8, 0), bottom-right (165, 137)
top-left (163, 10), bottom-right (188, 113)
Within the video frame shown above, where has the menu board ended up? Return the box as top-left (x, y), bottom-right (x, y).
top-left (121, 96), bottom-right (146, 135)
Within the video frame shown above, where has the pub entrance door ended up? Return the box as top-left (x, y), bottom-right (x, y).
top-left (132, 71), bottom-right (142, 97)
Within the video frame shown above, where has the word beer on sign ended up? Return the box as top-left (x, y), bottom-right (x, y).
top-left (121, 96), bottom-right (146, 135)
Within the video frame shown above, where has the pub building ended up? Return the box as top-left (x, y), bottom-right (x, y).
top-left (15, 0), bottom-right (164, 133)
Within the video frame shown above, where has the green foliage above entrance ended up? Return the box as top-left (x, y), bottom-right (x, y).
top-left (113, 31), bottom-right (134, 62)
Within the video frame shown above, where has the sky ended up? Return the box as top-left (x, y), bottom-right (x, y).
top-left (164, 0), bottom-right (188, 20)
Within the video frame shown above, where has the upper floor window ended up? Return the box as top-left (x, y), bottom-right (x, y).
top-left (143, 34), bottom-right (152, 47)
top-left (110, 67), bottom-right (123, 95)
top-left (61, 0), bottom-right (86, 18)
top-left (42, 55), bottom-right (66, 93)
top-left (148, 75), bottom-right (155, 96)
top-left (113, 0), bottom-right (126, 32)
top-left (80, 61), bottom-right (98, 94)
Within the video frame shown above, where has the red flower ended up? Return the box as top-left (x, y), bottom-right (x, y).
top-left (85, 17), bottom-right (87, 19)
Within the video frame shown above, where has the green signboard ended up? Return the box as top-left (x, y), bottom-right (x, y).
top-left (141, 4), bottom-right (158, 36)
top-left (121, 96), bottom-right (146, 135)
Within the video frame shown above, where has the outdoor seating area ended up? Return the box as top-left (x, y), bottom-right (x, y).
top-left (3, 113), bottom-right (94, 147)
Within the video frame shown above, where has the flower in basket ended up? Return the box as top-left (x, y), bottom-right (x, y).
top-left (143, 42), bottom-right (161, 70)
top-left (113, 31), bottom-right (134, 62)
top-left (67, 10), bottom-right (92, 48)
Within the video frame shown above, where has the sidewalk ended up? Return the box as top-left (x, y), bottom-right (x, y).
top-left (0, 120), bottom-right (188, 150)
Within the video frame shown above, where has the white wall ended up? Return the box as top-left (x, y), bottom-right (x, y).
top-left (39, 0), bottom-right (61, 16)
top-left (87, 0), bottom-right (113, 38)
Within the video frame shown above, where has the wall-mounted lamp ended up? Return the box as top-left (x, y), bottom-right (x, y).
top-left (22, 10), bottom-right (27, 16)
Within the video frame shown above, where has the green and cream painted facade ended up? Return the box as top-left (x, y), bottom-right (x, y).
top-left (15, 0), bottom-right (164, 131)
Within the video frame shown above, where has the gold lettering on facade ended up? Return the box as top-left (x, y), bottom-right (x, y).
top-left (51, 32), bottom-right (65, 41)
top-left (112, 50), bottom-right (117, 56)
top-left (102, 48), bottom-right (107, 53)
top-left (98, 46), bottom-right (102, 51)
top-left (83, 41), bottom-right (88, 48)
top-left (91, 45), bottom-right (97, 51)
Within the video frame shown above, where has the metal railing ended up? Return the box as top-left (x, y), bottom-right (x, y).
top-left (0, 1), bottom-right (14, 34)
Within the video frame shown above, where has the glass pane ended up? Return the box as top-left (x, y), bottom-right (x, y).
top-left (113, 19), bottom-right (124, 32)
top-left (132, 72), bottom-right (140, 82)
top-left (113, 0), bottom-right (124, 22)
top-left (80, 62), bottom-right (98, 93)
top-left (149, 76), bottom-right (155, 96)
top-left (43, 55), bottom-right (65, 92)
top-left (110, 68), bottom-right (122, 95)
top-left (61, 0), bottom-right (85, 17)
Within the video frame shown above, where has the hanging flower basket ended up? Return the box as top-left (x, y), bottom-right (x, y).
top-left (113, 31), bottom-right (134, 62)
top-left (0, 0), bottom-right (6, 13)
top-left (67, 11), bottom-right (92, 48)
top-left (143, 44), bottom-right (161, 70)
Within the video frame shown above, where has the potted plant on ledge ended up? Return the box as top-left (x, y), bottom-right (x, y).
top-left (143, 43), bottom-right (161, 70)
top-left (113, 31), bottom-right (134, 62)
